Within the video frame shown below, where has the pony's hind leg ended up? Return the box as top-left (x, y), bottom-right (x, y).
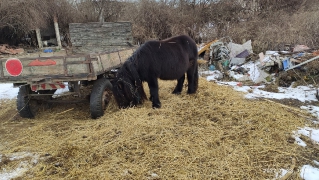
top-left (147, 78), bottom-right (161, 108)
top-left (172, 74), bottom-right (185, 94)
top-left (186, 64), bottom-right (198, 94)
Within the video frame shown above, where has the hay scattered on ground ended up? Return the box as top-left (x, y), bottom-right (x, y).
top-left (0, 78), bottom-right (317, 179)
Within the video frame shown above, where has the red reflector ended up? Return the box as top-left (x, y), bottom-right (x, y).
top-left (28, 59), bottom-right (56, 66)
top-left (5, 58), bottom-right (23, 76)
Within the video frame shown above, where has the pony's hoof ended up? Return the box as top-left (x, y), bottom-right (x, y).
top-left (172, 90), bottom-right (181, 95)
top-left (187, 90), bottom-right (196, 94)
top-left (152, 103), bottom-right (161, 109)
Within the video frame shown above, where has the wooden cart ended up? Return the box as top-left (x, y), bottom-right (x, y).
top-left (0, 48), bottom-right (135, 119)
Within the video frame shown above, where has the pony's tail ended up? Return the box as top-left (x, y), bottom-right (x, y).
top-left (194, 60), bottom-right (199, 92)
top-left (194, 61), bottom-right (199, 92)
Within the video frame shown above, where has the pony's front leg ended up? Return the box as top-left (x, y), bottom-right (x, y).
top-left (186, 64), bottom-right (198, 94)
top-left (172, 74), bottom-right (185, 94)
top-left (148, 79), bottom-right (161, 108)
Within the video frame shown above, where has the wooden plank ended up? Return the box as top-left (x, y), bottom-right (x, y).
top-left (118, 49), bottom-right (134, 61)
top-left (65, 56), bottom-right (86, 63)
top-left (0, 60), bottom-right (3, 78)
top-left (63, 56), bottom-right (67, 76)
top-left (91, 61), bottom-right (103, 75)
top-left (66, 64), bottom-right (88, 75)
top-left (69, 22), bottom-right (133, 51)
top-left (100, 52), bottom-right (122, 71)
top-left (2, 58), bottom-right (65, 77)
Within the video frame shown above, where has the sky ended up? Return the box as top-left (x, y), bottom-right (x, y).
top-left (0, 77), bottom-right (319, 179)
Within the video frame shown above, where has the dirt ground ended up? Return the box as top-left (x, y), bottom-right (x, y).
top-left (0, 78), bottom-right (318, 179)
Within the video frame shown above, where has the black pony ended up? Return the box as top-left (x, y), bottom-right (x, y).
top-left (112, 35), bottom-right (198, 108)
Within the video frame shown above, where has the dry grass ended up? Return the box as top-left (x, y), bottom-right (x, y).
top-left (0, 78), bottom-right (317, 179)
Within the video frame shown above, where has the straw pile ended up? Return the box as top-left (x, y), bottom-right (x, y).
top-left (0, 78), bottom-right (317, 179)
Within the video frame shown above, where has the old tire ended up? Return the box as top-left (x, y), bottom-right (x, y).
top-left (17, 85), bottom-right (36, 118)
top-left (17, 86), bottom-right (57, 119)
top-left (90, 78), bottom-right (113, 119)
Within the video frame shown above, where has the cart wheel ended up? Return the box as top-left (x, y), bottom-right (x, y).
top-left (17, 85), bottom-right (38, 118)
top-left (17, 86), bottom-right (57, 119)
top-left (90, 78), bottom-right (113, 119)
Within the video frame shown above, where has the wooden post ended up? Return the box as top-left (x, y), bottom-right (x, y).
top-left (54, 15), bottom-right (62, 49)
top-left (99, 7), bottom-right (104, 23)
top-left (35, 28), bottom-right (43, 48)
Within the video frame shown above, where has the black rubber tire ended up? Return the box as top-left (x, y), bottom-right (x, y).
top-left (90, 78), bottom-right (113, 119)
top-left (17, 86), bottom-right (57, 119)
top-left (17, 85), bottom-right (36, 118)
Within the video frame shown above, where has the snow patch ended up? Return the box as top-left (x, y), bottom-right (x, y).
top-left (0, 152), bottom-right (39, 180)
top-left (300, 165), bottom-right (319, 180)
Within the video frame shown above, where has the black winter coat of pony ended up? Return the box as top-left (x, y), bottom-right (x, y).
top-left (112, 35), bottom-right (198, 109)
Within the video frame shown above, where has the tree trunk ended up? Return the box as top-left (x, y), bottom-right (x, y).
top-left (99, 8), bottom-right (104, 23)
top-left (35, 28), bottom-right (43, 49)
top-left (54, 15), bottom-right (62, 49)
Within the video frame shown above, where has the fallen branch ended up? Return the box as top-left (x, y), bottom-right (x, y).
top-left (285, 56), bottom-right (319, 71)
top-left (56, 108), bottom-right (74, 115)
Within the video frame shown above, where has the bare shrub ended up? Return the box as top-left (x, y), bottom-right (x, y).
top-left (223, 0), bottom-right (319, 52)
top-left (0, 0), bottom-right (50, 33)
top-left (0, 0), bottom-right (78, 45)
top-left (1, 0), bottom-right (319, 49)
